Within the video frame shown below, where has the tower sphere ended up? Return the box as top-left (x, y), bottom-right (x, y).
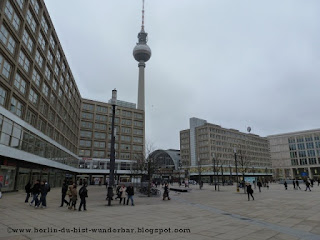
top-left (133, 44), bottom-right (151, 62)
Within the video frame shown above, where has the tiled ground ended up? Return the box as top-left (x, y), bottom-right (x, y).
top-left (1, 182), bottom-right (320, 240)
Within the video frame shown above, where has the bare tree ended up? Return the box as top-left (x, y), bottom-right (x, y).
top-left (212, 153), bottom-right (220, 191)
top-left (132, 142), bottom-right (157, 197)
top-left (238, 150), bottom-right (252, 193)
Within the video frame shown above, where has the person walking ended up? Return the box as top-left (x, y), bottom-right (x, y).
top-left (246, 183), bottom-right (254, 201)
top-left (163, 183), bottom-right (171, 200)
top-left (119, 185), bottom-right (127, 205)
top-left (78, 183), bottom-right (88, 211)
top-left (126, 184), bottom-right (135, 206)
top-left (305, 180), bottom-right (312, 191)
top-left (0, 181), bottom-right (2, 199)
top-left (69, 183), bottom-right (77, 210)
top-left (296, 180), bottom-right (301, 190)
top-left (25, 181), bottom-right (31, 203)
top-left (30, 180), bottom-right (40, 207)
top-left (293, 180), bottom-right (296, 190)
top-left (60, 180), bottom-right (69, 207)
top-left (257, 181), bottom-right (262, 192)
top-left (284, 181), bottom-right (288, 190)
top-left (39, 180), bottom-right (50, 208)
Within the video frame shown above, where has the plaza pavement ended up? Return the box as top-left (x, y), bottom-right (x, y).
top-left (1, 182), bottom-right (320, 240)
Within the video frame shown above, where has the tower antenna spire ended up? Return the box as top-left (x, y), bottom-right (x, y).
top-left (141, 0), bottom-right (145, 31)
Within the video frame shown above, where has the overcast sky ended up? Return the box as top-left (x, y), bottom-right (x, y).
top-left (45, 0), bottom-right (320, 150)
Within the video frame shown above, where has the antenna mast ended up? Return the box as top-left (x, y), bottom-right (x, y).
top-left (141, 0), bottom-right (145, 31)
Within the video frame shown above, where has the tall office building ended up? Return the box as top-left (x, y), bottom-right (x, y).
top-left (0, 0), bottom-right (146, 192)
top-left (180, 118), bottom-right (271, 181)
top-left (268, 129), bottom-right (320, 180)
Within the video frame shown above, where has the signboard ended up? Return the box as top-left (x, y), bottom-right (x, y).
top-left (301, 172), bottom-right (308, 177)
top-left (244, 177), bottom-right (256, 184)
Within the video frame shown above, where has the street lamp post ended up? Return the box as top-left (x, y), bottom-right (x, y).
top-left (178, 160), bottom-right (182, 186)
top-left (107, 89), bottom-right (117, 206)
top-left (198, 158), bottom-right (202, 189)
top-left (234, 148), bottom-right (239, 192)
top-left (212, 154), bottom-right (217, 191)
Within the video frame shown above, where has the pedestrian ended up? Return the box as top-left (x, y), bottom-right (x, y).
top-left (305, 180), bottom-right (312, 191)
top-left (78, 183), bottom-right (88, 211)
top-left (284, 181), bottom-right (288, 190)
top-left (293, 180), bottom-right (296, 189)
top-left (257, 181), bottom-right (262, 192)
top-left (246, 183), bottom-right (254, 201)
top-left (119, 184), bottom-right (127, 205)
top-left (163, 183), bottom-right (171, 200)
top-left (25, 181), bottom-right (31, 203)
top-left (39, 180), bottom-right (50, 208)
top-left (69, 183), bottom-right (77, 210)
top-left (318, 178), bottom-right (320, 186)
top-left (115, 185), bottom-right (121, 200)
top-left (30, 180), bottom-right (40, 207)
top-left (296, 180), bottom-right (301, 190)
top-left (126, 184), bottom-right (135, 206)
top-left (253, 180), bottom-right (256, 189)
top-left (60, 180), bottom-right (69, 207)
top-left (310, 179), bottom-right (314, 187)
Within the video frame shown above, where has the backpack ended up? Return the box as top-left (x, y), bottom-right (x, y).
top-left (45, 183), bottom-right (51, 192)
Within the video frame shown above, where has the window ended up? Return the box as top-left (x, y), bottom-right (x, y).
top-left (4, 1), bottom-right (21, 31)
top-left (306, 142), bottom-right (314, 149)
top-left (133, 121), bottom-right (143, 127)
top-left (26, 9), bottom-right (36, 32)
top-left (121, 127), bottom-right (131, 134)
top-left (0, 25), bottom-right (16, 54)
top-left (25, 109), bottom-right (36, 127)
top-left (95, 123), bottom-right (107, 130)
top-left (297, 143), bottom-right (305, 150)
top-left (299, 159), bottom-right (308, 165)
top-left (38, 33), bottom-right (46, 51)
top-left (289, 144), bottom-right (296, 151)
top-left (16, 0), bottom-right (24, 9)
top-left (42, 83), bottom-right (49, 97)
top-left (39, 99), bottom-right (48, 116)
top-left (80, 140), bottom-right (91, 147)
top-left (10, 97), bottom-right (24, 117)
top-left (79, 149), bottom-right (91, 157)
top-left (134, 113), bottom-right (143, 119)
top-left (0, 54), bottom-right (11, 79)
top-left (122, 111), bottom-right (132, 117)
top-left (50, 94), bottom-right (56, 106)
top-left (121, 135), bottom-right (131, 142)
top-left (18, 51), bottom-right (30, 72)
top-left (30, 0), bottom-right (40, 15)
top-left (45, 65), bottom-right (51, 80)
top-left (94, 132), bottom-right (106, 139)
top-left (14, 73), bottom-right (26, 94)
top-left (54, 64), bottom-right (60, 76)
top-left (309, 158), bottom-right (317, 165)
top-left (133, 129), bottom-right (143, 135)
top-left (41, 16), bottom-right (49, 34)
top-left (29, 89), bottom-right (38, 105)
top-left (298, 151), bottom-right (306, 158)
top-left (95, 114), bottom-right (107, 122)
top-left (47, 51), bottom-right (53, 65)
top-left (80, 131), bottom-right (92, 138)
top-left (81, 121), bottom-right (93, 129)
top-left (82, 112), bottom-right (93, 119)
top-left (82, 104), bottom-right (94, 111)
top-left (56, 51), bottom-right (61, 63)
top-left (133, 137), bottom-right (143, 143)
top-left (133, 145), bottom-right (143, 151)
top-left (59, 75), bottom-right (64, 85)
top-left (22, 29), bottom-right (33, 53)
top-left (52, 78), bottom-right (57, 91)
top-left (49, 35), bottom-right (56, 49)
top-left (307, 150), bottom-right (316, 157)
top-left (96, 105), bottom-right (107, 113)
top-left (0, 86), bottom-right (7, 106)
top-left (35, 50), bottom-right (43, 68)
top-left (61, 62), bottom-right (66, 72)
top-left (93, 141), bottom-right (105, 148)
top-left (32, 69), bottom-right (41, 87)
top-left (93, 151), bottom-right (105, 158)
top-left (58, 88), bottom-right (63, 98)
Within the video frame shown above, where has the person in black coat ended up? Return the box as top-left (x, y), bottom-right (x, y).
top-left (126, 184), bottom-right (135, 206)
top-left (257, 181), bottom-right (262, 192)
top-left (247, 183), bottom-right (254, 201)
top-left (78, 183), bottom-right (88, 211)
top-left (39, 180), bottom-right (50, 208)
top-left (30, 180), bottom-right (40, 207)
top-left (60, 180), bottom-right (69, 207)
top-left (25, 181), bottom-right (31, 203)
top-left (163, 183), bottom-right (170, 200)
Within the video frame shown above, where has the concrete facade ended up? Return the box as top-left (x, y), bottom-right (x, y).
top-left (268, 129), bottom-right (320, 180)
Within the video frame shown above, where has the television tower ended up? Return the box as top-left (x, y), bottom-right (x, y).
top-left (133, 0), bottom-right (151, 111)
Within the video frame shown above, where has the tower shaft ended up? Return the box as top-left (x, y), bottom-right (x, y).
top-left (137, 61), bottom-right (146, 110)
